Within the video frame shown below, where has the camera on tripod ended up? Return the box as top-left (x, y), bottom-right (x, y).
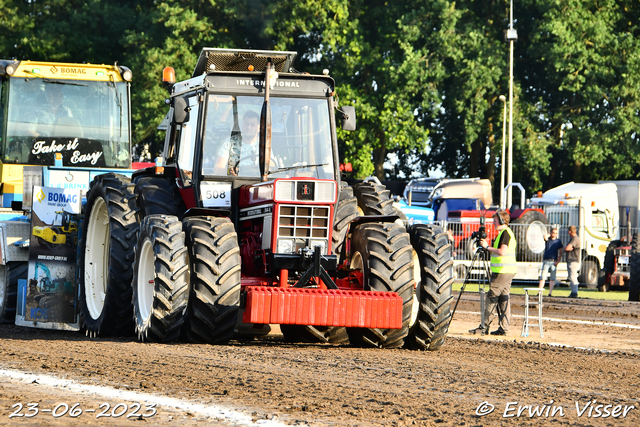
top-left (471, 226), bottom-right (487, 242)
top-left (471, 215), bottom-right (488, 249)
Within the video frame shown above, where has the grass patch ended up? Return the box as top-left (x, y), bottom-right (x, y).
top-left (452, 282), bottom-right (629, 301)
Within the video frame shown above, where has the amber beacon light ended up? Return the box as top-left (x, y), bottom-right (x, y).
top-left (162, 67), bottom-right (176, 85)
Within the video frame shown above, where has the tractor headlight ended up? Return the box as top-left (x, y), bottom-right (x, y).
top-left (309, 239), bottom-right (327, 255)
top-left (119, 65), bottom-right (133, 82)
top-left (277, 238), bottom-right (294, 254)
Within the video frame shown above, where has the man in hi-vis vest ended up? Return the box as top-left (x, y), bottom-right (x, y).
top-left (469, 210), bottom-right (517, 336)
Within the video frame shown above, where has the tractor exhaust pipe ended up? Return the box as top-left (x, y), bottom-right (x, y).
top-left (259, 61), bottom-right (274, 182)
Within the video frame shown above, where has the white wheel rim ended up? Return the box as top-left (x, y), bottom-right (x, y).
top-left (526, 221), bottom-right (547, 254)
top-left (351, 251), bottom-right (363, 271)
top-left (137, 239), bottom-right (155, 323)
top-left (410, 250), bottom-right (420, 328)
top-left (83, 197), bottom-right (109, 319)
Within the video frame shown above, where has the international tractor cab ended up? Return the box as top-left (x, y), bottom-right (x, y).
top-left (79, 48), bottom-right (453, 351)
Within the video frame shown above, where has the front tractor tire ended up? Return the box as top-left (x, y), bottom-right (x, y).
top-left (183, 216), bottom-right (241, 344)
top-left (332, 183), bottom-right (359, 259)
top-left (347, 222), bottom-right (414, 349)
top-left (132, 215), bottom-right (189, 342)
top-left (406, 224), bottom-right (454, 350)
top-left (80, 174), bottom-right (138, 337)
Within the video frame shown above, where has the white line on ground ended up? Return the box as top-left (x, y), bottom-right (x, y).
top-left (0, 368), bottom-right (289, 426)
top-left (456, 311), bottom-right (640, 329)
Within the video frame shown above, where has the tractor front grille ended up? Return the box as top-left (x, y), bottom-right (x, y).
top-left (276, 205), bottom-right (330, 255)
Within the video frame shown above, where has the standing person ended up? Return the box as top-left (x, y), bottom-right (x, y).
top-left (564, 225), bottom-right (581, 298)
top-left (538, 227), bottom-right (563, 296)
top-left (469, 210), bottom-right (517, 336)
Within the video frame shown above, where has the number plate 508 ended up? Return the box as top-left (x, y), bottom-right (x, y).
top-left (200, 182), bottom-right (231, 208)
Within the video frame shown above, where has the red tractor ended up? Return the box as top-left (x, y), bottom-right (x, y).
top-left (434, 179), bottom-right (548, 260)
top-left (79, 48), bottom-right (453, 350)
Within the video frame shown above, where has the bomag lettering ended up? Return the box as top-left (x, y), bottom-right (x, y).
top-left (60, 67), bottom-right (87, 74)
top-left (47, 193), bottom-right (78, 204)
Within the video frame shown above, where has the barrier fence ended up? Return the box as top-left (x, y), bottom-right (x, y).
top-left (433, 220), bottom-right (639, 284)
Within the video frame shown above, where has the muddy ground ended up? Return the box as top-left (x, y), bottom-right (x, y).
top-left (1, 291), bottom-right (639, 426)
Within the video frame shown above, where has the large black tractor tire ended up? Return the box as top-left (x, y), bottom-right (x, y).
top-left (183, 216), bottom-right (241, 344)
top-left (80, 173), bottom-right (139, 337)
top-left (406, 224), bottom-right (454, 351)
top-left (0, 262), bottom-right (28, 323)
top-left (510, 210), bottom-right (549, 261)
top-left (332, 182), bottom-right (359, 260)
top-left (132, 215), bottom-right (189, 342)
top-left (598, 240), bottom-right (620, 292)
top-left (629, 233), bottom-right (640, 302)
top-left (346, 222), bottom-right (414, 349)
top-left (353, 182), bottom-right (396, 216)
top-left (135, 176), bottom-right (186, 218)
top-left (280, 183), bottom-right (358, 345)
top-left (579, 258), bottom-right (599, 289)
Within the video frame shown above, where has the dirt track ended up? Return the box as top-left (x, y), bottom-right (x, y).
top-left (1, 292), bottom-right (639, 426)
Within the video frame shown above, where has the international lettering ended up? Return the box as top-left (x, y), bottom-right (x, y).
top-left (236, 79), bottom-right (300, 88)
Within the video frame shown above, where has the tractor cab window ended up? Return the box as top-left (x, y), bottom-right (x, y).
top-left (3, 77), bottom-right (131, 168)
top-left (176, 95), bottom-right (200, 185)
top-left (202, 94), bottom-right (334, 179)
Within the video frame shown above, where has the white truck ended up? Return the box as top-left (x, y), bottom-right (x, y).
top-left (597, 181), bottom-right (640, 294)
top-left (529, 182), bottom-right (620, 287)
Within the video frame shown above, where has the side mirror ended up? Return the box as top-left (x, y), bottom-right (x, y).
top-left (173, 96), bottom-right (189, 124)
top-left (340, 106), bottom-right (356, 131)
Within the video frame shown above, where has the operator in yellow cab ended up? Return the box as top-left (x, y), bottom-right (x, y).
top-left (469, 210), bottom-right (517, 336)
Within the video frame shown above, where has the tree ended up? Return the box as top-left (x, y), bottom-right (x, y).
top-left (524, 0), bottom-right (640, 189)
top-left (268, 0), bottom-right (432, 180)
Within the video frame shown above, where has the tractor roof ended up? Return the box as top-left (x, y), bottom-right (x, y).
top-left (192, 48), bottom-right (298, 78)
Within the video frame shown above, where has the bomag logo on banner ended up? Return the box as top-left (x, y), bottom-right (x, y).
top-left (36, 189), bottom-right (46, 203)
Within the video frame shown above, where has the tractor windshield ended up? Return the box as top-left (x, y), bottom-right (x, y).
top-left (2, 77), bottom-right (131, 168)
top-left (202, 94), bottom-right (334, 179)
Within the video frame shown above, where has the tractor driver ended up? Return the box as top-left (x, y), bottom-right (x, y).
top-left (214, 110), bottom-right (281, 176)
top-left (37, 83), bottom-right (74, 126)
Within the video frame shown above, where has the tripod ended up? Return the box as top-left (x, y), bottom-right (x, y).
top-left (448, 243), bottom-right (495, 332)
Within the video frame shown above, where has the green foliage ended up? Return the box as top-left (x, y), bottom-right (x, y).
top-left (0, 0), bottom-right (638, 193)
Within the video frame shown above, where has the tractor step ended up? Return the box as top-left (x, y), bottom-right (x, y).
top-left (242, 286), bottom-right (403, 329)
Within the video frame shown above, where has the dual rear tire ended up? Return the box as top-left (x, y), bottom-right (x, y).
top-left (81, 174), bottom-right (241, 344)
top-left (132, 215), bottom-right (242, 344)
